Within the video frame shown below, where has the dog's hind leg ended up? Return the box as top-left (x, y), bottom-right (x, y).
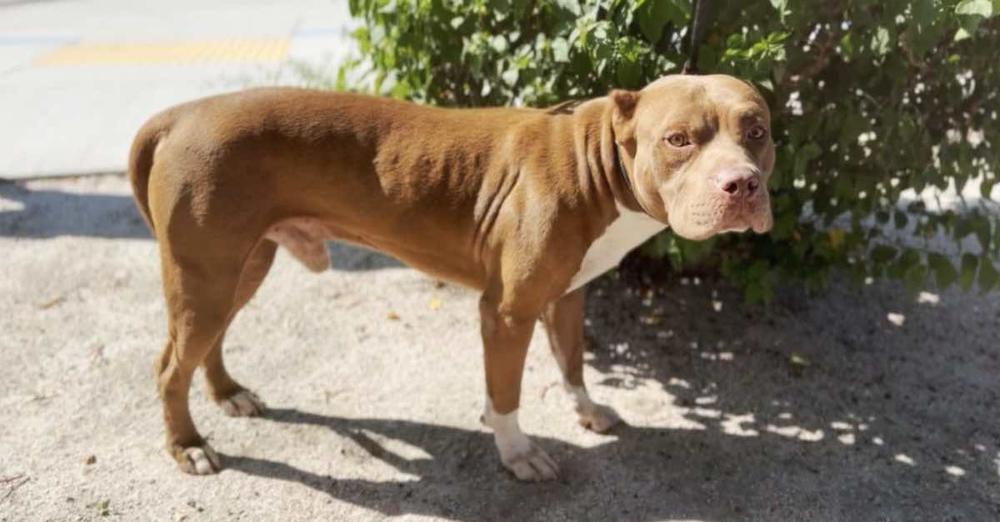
top-left (203, 239), bottom-right (278, 417)
top-left (155, 239), bottom-right (250, 475)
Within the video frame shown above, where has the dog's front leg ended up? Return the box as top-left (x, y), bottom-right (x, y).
top-left (541, 287), bottom-right (622, 433)
top-left (479, 295), bottom-right (560, 482)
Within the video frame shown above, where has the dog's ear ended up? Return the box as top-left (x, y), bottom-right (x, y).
top-left (609, 89), bottom-right (639, 155)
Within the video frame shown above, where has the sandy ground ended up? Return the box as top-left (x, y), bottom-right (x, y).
top-left (1, 174), bottom-right (998, 522)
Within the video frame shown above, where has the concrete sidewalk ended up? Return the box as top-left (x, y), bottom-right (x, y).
top-left (0, 0), bottom-right (354, 179)
top-left (1, 174), bottom-right (999, 521)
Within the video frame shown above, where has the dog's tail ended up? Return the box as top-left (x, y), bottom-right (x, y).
top-left (127, 109), bottom-right (174, 233)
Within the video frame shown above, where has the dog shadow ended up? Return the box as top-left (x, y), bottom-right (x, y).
top-left (221, 275), bottom-right (999, 521)
top-left (0, 179), bottom-right (402, 270)
top-left (0, 180), bottom-right (151, 239)
top-left (224, 409), bottom-right (724, 521)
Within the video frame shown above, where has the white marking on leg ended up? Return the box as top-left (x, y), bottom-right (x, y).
top-left (483, 399), bottom-right (532, 457)
top-left (482, 398), bottom-right (559, 481)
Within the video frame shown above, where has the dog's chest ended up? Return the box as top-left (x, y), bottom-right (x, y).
top-left (567, 205), bottom-right (667, 292)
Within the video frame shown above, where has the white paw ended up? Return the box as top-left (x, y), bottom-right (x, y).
top-left (217, 390), bottom-right (265, 417)
top-left (578, 403), bottom-right (621, 433)
top-left (497, 434), bottom-right (560, 482)
top-left (181, 445), bottom-right (221, 475)
top-left (482, 401), bottom-right (560, 482)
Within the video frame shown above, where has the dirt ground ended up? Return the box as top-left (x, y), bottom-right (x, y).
top-left (1, 174), bottom-right (998, 522)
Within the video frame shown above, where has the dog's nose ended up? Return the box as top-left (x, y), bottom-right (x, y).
top-left (714, 168), bottom-right (761, 199)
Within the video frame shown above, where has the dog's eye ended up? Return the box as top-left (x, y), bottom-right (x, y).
top-left (747, 125), bottom-right (767, 140)
top-left (665, 132), bottom-right (690, 147)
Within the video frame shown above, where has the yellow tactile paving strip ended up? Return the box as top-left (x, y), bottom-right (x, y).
top-left (35, 38), bottom-right (290, 65)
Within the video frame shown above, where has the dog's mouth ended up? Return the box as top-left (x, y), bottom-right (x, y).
top-left (722, 216), bottom-right (771, 234)
top-left (666, 194), bottom-right (773, 240)
top-left (718, 202), bottom-right (773, 235)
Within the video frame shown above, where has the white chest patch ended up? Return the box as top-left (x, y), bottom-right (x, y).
top-left (567, 204), bottom-right (667, 293)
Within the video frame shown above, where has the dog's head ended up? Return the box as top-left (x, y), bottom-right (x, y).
top-left (611, 74), bottom-right (775, 240)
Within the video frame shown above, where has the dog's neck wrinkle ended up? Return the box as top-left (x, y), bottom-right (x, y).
top-left (556, 100), bottom-right (637, 240)
top-left (594, 101), bottom-right (645, 215)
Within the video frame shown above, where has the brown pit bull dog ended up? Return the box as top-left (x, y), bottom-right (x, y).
top-left (128, 74), bottom-right (774, 481)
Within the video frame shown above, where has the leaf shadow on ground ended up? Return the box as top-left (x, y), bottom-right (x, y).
top-left (225, 273), bottom-right (1000, 521)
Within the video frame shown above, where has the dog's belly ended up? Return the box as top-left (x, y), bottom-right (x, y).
top-left (268, 205), bottom-right (664, 294)
top-left (567, 204), bottom-right (666, 293)
top-left (265, 217), bottom-right (485, 287)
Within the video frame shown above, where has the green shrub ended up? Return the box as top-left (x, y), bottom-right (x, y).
top-left (341, 0), bottom-right (999, 302)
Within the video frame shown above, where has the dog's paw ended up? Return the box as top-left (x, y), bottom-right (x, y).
top-left (216, 389), bottom-right (265, 417)
top-left (496, 434), bottom-right (560, 482)
top-left (175, 444), bottom-right (222, 475)
top-left (578, 403), bottom-right (622, 433)
top-left (483, 402), bottom-right (560, 481)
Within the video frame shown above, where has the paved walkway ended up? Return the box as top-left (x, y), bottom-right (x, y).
top-left (2, 174), bottom-right (999, 521)
top-left (0, 0), bottom-right (354, 178)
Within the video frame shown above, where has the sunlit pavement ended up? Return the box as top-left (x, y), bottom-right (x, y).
top-left (0, 0), bottom-right (354, 178)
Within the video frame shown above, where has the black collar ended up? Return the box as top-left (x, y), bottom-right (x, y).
top-left (612, 142), bottom-right (648, 214)
top-left (615, 144), bottom-right (633, 195)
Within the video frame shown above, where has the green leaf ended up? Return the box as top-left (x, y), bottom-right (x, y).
top-left (928, 253), bottom-right (959, 288)
top-left (871, 245), bottom-right (898, 264)
top-left (904, 264), bottom-right (928, 294)
top-left (793, 142), bottom-right (821, 179)
top-left (636, 0), bottom-right (677, 43)
top-left (889, 249), bottom-right (921, 279)
top-left (744, 276), bottom-right (774, 305)
top-left (956, 0), bottom-right (993, 34)
top-left (960, 253), bottom-right (979, 291)
top-left (956, 0), bottom-right (993, 17)
top-left (492, 0), bottom-right (511, 14)
top-left (894, 210), bottom-right (909, 229)
top-left (769, 0), bottom-right (789, 21)
top-left (979, 258), bottom-right (999, 292)
top-left (616, 58), bottom-right (642, 88)
top-left (912, 0), bottom-right (936, 27)
top-left (744, 281), bottom-right (764, 304)
top-left (643, 233), bottom-right (673, 259)
top-left (840, 32), bottom-right (854, 59)
top-left (971, 213), bottom-right (992, 252)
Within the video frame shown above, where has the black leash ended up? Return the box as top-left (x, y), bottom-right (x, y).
top-left (614, 142), bottom-right (657, 216)
top-left (615, 0), bottom-right (713, 213)
top-left (682, 0), bottom-right (714, 74)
